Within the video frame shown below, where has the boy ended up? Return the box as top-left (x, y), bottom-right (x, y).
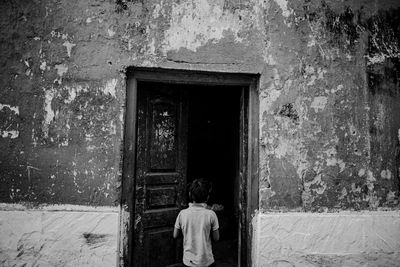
top-left (173, 179), bottom-right (220, 267)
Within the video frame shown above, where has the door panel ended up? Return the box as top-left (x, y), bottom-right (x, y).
top-left (134, 82), bottom-right (187, 267)
top-left (149, 99), bottom-right (177, 170)
top-left (143, 228), bottom-right (175, 266)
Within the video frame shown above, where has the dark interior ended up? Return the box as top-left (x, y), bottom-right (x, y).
top-left (186, 85), bottom-right (242, 267)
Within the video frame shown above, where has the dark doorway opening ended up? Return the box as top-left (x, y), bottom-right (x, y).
top-left (187, 85), bottom-right (242, 266)
top-left (122, 68), bottom-right (259, 267)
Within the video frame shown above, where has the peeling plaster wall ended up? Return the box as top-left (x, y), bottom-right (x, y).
top-left (258, 0), bottom-right (400, 211)
top-left (0, 0), bottom-right (399, 266)
top-left (0, 0), bottom-right (124, 205)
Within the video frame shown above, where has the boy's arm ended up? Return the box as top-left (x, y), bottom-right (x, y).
top-left (212, 229), bottom-right (219, 241)
top-left (173, 227), bottom-right (181, 239)
top-left (173, 212), bottom-right (182, 239)
top-left (211, 211), bottom-right (220, 241)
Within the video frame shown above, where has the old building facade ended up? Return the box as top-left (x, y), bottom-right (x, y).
top-left (0, 0), bottom-right (399, 266)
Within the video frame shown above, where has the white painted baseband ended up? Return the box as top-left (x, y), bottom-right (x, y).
top-left (0, 202), bottom-right (119, 212)
top-left (0, 203), bottom-right (119, 267)
top-left (3, 204), bottom-right (399, 267)
top-left (252, 211), bottom-right (400, 267)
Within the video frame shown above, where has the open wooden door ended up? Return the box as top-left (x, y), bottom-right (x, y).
top-left (122, 68), bottom-right (259, 267)
top-left (133, 82), bottom-right (187, 267)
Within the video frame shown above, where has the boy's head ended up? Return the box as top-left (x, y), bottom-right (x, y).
top-left (189, 179), bottom-right (212, 203)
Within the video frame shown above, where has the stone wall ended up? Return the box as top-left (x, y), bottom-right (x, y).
top-left (0, 0), bottom-right (399, 266)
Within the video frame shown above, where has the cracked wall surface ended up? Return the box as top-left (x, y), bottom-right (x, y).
top-left (253, 212), bottom-right (400, 266)
top-left (0, 205), bottom-right (118, 266)
top-left (258, 0), bottom-right (400, 211)
top-left (0, 0), bottom-right (399, 266)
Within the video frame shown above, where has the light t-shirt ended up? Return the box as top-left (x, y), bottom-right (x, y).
top-left (174, 203), bottom-right (219, 267)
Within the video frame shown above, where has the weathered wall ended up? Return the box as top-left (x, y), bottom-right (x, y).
top-left (0, 0), bottom-right (125, 205)
top-left (0, 0), bottom-right (399, 266)
top-left (258, 0), bottom-right (400, 211)
top-left (253, 211), bottom-right (400, 266)
top-left (0, 204), bottom-right (118, 266)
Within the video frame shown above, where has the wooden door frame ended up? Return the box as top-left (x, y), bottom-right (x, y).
top-left (120, 67), bottom-right (259, 267)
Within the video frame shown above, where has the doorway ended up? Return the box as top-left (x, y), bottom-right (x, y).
top-left (121, 68), bottom-right (259, 267)
top-left (187, 85), bottom-right (241, 266)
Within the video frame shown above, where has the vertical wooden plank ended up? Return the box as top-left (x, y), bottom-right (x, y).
top-left (248, 79), bottom-right (260, 213)
top-left (239, 86), bottom-right (249, 267)
top-left (133, 83), bottom-right (148, 266)
top-left (120, 76), bottom-right (138, 267)
top-left (177, 88), bottom-right (189, 210)
top-left (247, 79), bottom-right (259, 267)
top-left (175, 88), bottom-right (188, 262)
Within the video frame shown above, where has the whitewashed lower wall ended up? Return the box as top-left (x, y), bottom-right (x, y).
top-left (252, 211), bottom-right (400, 267)
top-left (0, 204), bottom-right (119, 267)
top-left (3, 205), bottom-right (399, 266)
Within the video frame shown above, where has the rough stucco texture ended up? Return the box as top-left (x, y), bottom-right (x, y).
top-left (253, 212), bottom-right (400, 266)
top-left (0, 209), bottom-right (118, 266)
top-left (0, 0), bottom-right (399, 210)
top-left (258, 0), bottom-right (400, 211)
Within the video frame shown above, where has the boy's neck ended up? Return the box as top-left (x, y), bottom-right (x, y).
top-left (190, 202), bottom-right (207, 207)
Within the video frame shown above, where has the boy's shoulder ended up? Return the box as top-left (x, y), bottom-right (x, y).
top-left (178, 206), bottom-right (190, 214)
top-left (191, 205), bottom-right (217, 217)
top-left (179, 203), bottom-right (216, 214)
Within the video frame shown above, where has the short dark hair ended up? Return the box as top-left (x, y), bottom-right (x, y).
top-left (189, 179), bottom-right (211, 203)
